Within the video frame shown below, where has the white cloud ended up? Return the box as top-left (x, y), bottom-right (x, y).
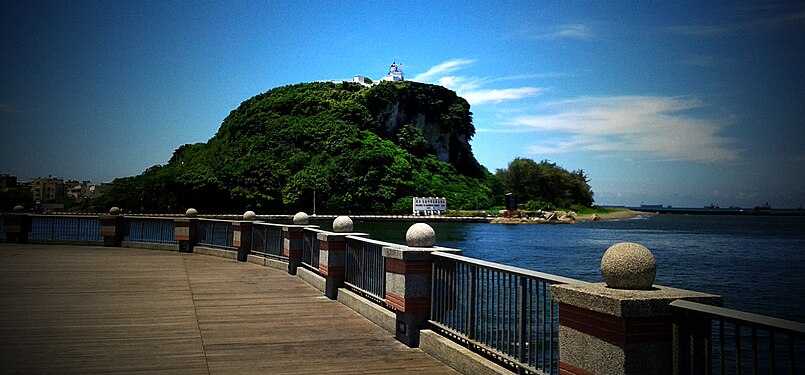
top-left (411, 59), bottom-right (476, 82)
top-left (530, 24), bottom-right (594, 40)
top-left (413, 60), bottom-right (541, 106)
top-left (509, 96), bottom-right (739, 163)
top-left (666, 10), bottom-right (805, 37)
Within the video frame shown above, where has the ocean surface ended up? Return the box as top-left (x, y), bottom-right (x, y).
top-left (337, 214), bottom-right (805, 323)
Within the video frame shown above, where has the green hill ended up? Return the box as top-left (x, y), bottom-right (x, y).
top-left (101, 81), bottom-right (499, 213)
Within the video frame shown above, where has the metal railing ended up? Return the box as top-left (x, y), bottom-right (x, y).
top-left (671, 299), bottom-right (805, 375)
top-left (345, 236), bottom-right (393, 304)
top-left (251, 222), bottom-right (285, 259)
top-left (302, 228), bottom-right (323, 272)
top-left (0, 215), bottom-right (4, 240)
top-left (430, 251), bottom-right (583, 375)
top-left (123, 217), bottom-right (177, 244)
top-left (197, 219), bottom-right (234, 249)
top-left (28, 215), bottom-right (102, 241)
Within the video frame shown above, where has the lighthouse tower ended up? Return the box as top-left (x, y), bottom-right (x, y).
top-left (381, 61), bottom-right (404, 82)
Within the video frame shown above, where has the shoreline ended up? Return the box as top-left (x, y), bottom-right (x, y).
top-left (576, 209), bottom-right (646, 222)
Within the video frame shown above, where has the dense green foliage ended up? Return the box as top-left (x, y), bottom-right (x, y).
top-left (98, 81), bottom-right (496, 213)
top-left (495, 158), bottom-right (594, 210)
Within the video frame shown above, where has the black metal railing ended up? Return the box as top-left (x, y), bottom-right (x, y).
top-left (430, 251), bottom-right (582, 375)
top-left (302, 228), bottom-right (323, 272)
top-left (345, 236), bottom-right (393, 304)
top-left (123, 217), bottom-right (177, 244)
top-left (197, 219), bottom-right (234, 249)
top-left (671, 299), bottom-right (805, 375)
top-left (28, 215), bottom-right (102, 241)
top-left (251, 222), bottom-right (285, 259)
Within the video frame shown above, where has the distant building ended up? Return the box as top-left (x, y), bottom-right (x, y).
top-left (65, 180), bottom-right (91, 201)
top-left (0, 174), bottom-right (17, 190)
top-left (89, 183), bottom-right (114, 199)
top-left (413, 197), bottom-right (447, 215)
top-left (349, 62), bottom-right (405, 87)
top-left (380, 62), bottom-right (404, 82)
top-left (32, 177), bottom-right (65, 203)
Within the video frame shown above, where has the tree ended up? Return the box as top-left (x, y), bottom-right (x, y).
top-left (495, 158), bottom-right (594, 209)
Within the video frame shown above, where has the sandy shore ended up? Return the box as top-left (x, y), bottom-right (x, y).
top-left (576, 209), bottom-right (646, 221)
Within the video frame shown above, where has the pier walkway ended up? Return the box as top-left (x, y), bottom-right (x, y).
top-left (0, 244), bottom-right (458, 374)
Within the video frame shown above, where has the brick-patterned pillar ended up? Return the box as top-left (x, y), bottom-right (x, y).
top-left (174, 218), bottom-right (198, 253)
top-left (382, 245), bottom-right (461, 347)
top-left (233, 221), bottom-right (253, 262)
top-left (99, 214), bottom-right (124, 247)
top-left (2, 213), bottom-right (30, 244)
top-left (283, 226), bottom-right (306, 275)
top-left (550, 242), bottom-right (722, 375)
top-left (317, 232), bottom-right (367, 300)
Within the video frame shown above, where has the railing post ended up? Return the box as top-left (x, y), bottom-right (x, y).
top-left (99, 207), bottom-right (124, 247)
top-left (175, 208), bottom-right (199, 253)
top-left (3, 206), bottom-right (30, 243)
top-left (382, 223), bottom-right (460, 348)
top-left (233, 222), bottom-right (253, 262)
top-left (285, 212), bottom-right (312, 275)
top-left (550, 242), bottom-right (722, 375)
top-left (317, 216), bottom-right (367, 300)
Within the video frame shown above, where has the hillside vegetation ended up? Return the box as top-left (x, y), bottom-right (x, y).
top-left (100, 81), bottom-right (497, 213)
top-left (96, 81), bottom-right (594, 214)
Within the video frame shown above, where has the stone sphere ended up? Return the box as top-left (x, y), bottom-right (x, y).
top-left (243, 210), bottom-right (257, 221)
top-left (13, 205), bottom-right (25, 213)
top-left (185, 208), bottom-right (198, 217)
top-left (332, 216), bottom-right (353, 233)
top-left (109, 206), bottom-right (121, 215)
top-left (601, 242), bottom-right (656, 290)
top-left (293, 212), bottom-right (310, 225)
top-left (406, 223), bottom-right (435, 247)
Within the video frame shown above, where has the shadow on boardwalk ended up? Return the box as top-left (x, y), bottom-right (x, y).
top-left (0, 243), bottom-right (458, 374)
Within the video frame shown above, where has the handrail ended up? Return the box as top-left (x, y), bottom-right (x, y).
top-left (432, 251), bottom-right (586, 286)
top-left (671, 299), bottom-right (805, 336)
top-left (344, 235), bottom-right (401, 249)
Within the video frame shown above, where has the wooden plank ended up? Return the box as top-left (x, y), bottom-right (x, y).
top-left (0, 244), bottom-right (459, 374)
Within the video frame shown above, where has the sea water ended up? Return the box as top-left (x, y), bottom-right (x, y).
top-left (352, 214), bottom-right (805, 323)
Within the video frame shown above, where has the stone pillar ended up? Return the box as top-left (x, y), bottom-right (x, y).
top-left (551, 242), bottom-right (722, 375)
top-left (233, 221), bottom-right (253, 262)
top-left (317, 216), bottom-right (367, 300)
top-left (99, 208), bottom-right (124, 247)
top-left (175, 208), bottom-right (199, 253)
top-left (3, 207), bottom-right (30, 243)
top-left (382, 223), bottom-right (461, 347)
top-left (284, 212), bottom-right (311, 275)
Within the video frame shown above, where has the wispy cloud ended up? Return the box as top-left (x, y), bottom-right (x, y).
top-left (412, 60), bottom-right (542, 106)
top-left (508, 96), bottom-right (739, 163)
top-left (411, 59), bottom-right (476, 82)
top-left (527, 24), bottom-right (594, 40)
top-left (666, 10), bottom-right (805, 37)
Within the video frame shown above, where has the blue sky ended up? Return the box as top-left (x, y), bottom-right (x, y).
top-left (2, 1), bottom-right (804, 208)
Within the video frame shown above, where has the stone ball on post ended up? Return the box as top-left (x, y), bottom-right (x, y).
top-left (406, 223), bottom-right (436, 247)
top-left (243, 210), bottom-right (257, 221)
top-left (293, 212), bottom-right (310, 225)
top-left (601, 242), bottom-right (656, 290)
top-left (185, 208), bottom-right (198, 217)
top-left (109, 206), bottom-right (121, 215)
top-left (332, 216), bottom-right (353, 233)
top-left (13, 205), bottom-right (25, 213)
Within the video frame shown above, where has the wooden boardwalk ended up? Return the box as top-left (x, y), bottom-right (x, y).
top-left (0, 243), bottom-right (459, 374)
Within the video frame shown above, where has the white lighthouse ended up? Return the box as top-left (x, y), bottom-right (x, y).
top-left (381, 61), bottom-right (404, 82)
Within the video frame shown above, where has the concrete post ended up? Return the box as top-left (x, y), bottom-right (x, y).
top-left (99, 214), bottom-right (124, 247)
top-left (283, 226), bottom-right (306, 275)
top-left (382, 244), bottom-right (460, 347)
top-left (381, 223), bottom-right (461, 347)
top-left (233, 221), bottom-right (253, 262)
top-left (317, 231), bottom-right (368, 299)
top-left (3, 212), bottom-right (30, 243)
top-left (550, 242), bottom-right (722, 375)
